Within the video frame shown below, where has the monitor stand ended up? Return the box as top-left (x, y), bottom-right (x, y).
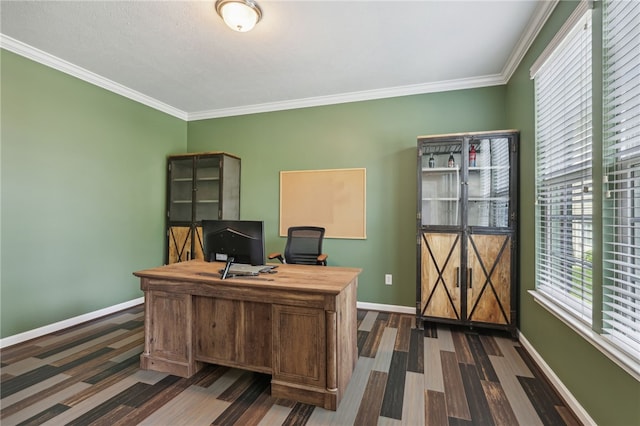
top-left (220, 257), bottom-right (234, 280)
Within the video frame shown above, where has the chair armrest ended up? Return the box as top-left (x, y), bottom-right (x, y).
top-left (317, 253), bottom-right (328, 266)
top-left (268, 253), bottom-right (285, 263)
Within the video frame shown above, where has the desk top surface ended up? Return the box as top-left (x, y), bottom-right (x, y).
top-left (134, 260), bottom-right (361, 294)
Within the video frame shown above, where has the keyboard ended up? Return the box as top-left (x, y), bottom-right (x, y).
top-left (222, 264), bottom-right (276, 276)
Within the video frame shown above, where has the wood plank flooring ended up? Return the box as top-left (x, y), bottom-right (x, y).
top-left (0, 305), bottom-right (582, 425)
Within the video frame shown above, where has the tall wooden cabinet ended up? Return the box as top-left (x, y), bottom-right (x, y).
top-left (166, 152), bottom-right (240, 264)
top-left (416, 130), bottom-right (518, 335)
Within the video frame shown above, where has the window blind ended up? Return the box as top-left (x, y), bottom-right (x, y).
top-left (602, 0), bottom-right (640, 358)
top-left (534, 9), bottom-right (593, 322)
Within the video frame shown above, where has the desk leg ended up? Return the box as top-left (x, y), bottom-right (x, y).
top-left (142, 292), bottom-right (151, 358)
top-left (326, 311), bottom-right (337, 392)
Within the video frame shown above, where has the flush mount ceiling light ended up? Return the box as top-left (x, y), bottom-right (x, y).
top-left (215, 0), bottom-right (262, 32)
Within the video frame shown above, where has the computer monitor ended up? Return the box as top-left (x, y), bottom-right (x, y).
top-left (202, 220), bottom-right (265, 266)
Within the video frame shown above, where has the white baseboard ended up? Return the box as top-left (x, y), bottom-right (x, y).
top-left (518, 332), bottom-right (596, 426)
top-left (0, 297), bottom-right (144, 349)
top-left (356, 301), bottom-right (415, 315)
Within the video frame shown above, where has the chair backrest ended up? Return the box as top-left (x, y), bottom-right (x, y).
top-left (284, 226), bottom-right (325, 265)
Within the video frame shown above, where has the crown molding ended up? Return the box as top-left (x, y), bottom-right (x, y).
top-left (3, 0), bottom-right (557, 123)
top-left (188, 74), bottom-right (505, 121)
top-left (0, 35), bottom-right (188, 120)
top-left (501, 0), bottom-right (559, 82)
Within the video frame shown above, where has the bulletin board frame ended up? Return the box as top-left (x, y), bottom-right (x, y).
top-left (279, 168), bottom-right (366, 239)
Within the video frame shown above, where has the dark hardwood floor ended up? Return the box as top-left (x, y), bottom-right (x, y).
top-left (0, 305), bottom-right (582, 425)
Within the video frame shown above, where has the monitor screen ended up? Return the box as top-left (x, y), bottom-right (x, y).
top-left (202, 220), bottom-right (265, 266)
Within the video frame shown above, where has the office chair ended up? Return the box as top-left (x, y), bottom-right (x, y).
top-left (268, 226), bottom-right (328, 266)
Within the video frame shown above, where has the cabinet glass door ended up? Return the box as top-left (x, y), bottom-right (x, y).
top-left (420, 142), bottom-right (462, 226)
top-left (194, 157), bottom-right (221, 222)
top-left (169, 158), bottom-right (194, 222)
top-left (467, 136), bottom-right (511, 227)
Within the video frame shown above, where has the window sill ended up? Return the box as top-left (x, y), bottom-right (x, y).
top-left (529, 290), bottom-right (640, 381)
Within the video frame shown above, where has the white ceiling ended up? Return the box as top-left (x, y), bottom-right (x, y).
top-left (0, 1), bottom-right (554, 120)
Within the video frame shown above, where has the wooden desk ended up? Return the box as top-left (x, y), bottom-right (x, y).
top-left (133, 260), bottom-right (360, 410)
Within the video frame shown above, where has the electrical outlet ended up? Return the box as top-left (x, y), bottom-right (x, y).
top-left (385, 274), bottom-right (393, 285)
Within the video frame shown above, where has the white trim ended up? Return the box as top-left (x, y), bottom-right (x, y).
top-left (356, 301), bottom-right (415, 315)
top-left (187, 75), bottom-right (505, 120)
top-left (502, 0), bottom-right (559, 82)
top-left (530, 290), bottom-right (640, 381)
top-left (0, 297), bottom-right (144, 349)
top-left (0, 35), bottom-right (188, 120)
top-left (519, 331), bottom-right (597, 426)
top-left (530, 0), bottom-right (593, 79)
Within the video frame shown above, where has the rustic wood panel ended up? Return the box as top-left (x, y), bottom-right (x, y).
top-left (424, 336), bottom-right (444, 392)
top-left (145, 291), bottom-right (190, 364)
top-left (441, 350), bottom-right (472, 420)
top-left (380, 351), bottom-right (408, 419)
top-left (358, 310), bottom-right (378, 332)
top-left (466, 333), bottom-right (498, 382)
top-left (394, 315), bottom-right (413, 352)
top-left (425, 389), bottom-right (448, 426)
top-left (354, 370), bottom-right (387, 425)
top-left (372, 328), bottom-right (397, 373)
top-left (481, 380), bottom-right (519, 426)
top-left (194, 297), bottom-right (272, 372)
top-left (452, 328), bottom-right (475, 365)
top-left (459, 363), bottom-right (494, 425)
top-left (407, 328), bottom-right (425, 373)
top-left (489, 355), bottom-right (543, 426)
top-left (272, 305), bottom-right (325, 388)
top-left (213, 373), bottom-right (271, 425)
top-left (401, 371), bottom-right (425, 426)
top-left (519, 376), bottom-right (569, 425)
top-left (421, 232), bottom-right (461, 319)
top-left (167, 226), bottom-right (192, 264)
top-left (360, 315), bottom-right (386, 358)
top-left (467, 234), bottom-right (512, 324)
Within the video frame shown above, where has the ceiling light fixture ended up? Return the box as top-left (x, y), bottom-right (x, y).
top-left (215, 0), bottom-right (262, 33)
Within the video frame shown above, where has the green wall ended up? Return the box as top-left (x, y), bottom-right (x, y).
top-left (2, 5), bottom-right (638, 421)
top-left (1, 50), bottom-right (187, 337)
top-left (187, 88), bottom-right (508, 306)
top-left (506, 1), bottom-right (639, 425)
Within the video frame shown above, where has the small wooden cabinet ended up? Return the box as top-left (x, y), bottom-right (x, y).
top-left (165, 152), bottom-right (240, 264)
top-left (416, 130), bottom-right (518, 335)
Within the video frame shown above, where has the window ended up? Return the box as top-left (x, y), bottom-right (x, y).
top-left (533, 5), bottom-right (593, 323)
top-left (531, 0), bottom-right (640, 377)
top-left (602, 0), bottom-right (640, 358)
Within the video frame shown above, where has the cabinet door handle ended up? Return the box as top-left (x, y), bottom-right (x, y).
top-left (468, 268), bottom-right (472, 288)
top-left (455, 267), bottom-right (459, 287)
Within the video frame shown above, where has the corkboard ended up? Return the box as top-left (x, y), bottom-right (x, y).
top-left (279, 168), bottom-right (366, 239)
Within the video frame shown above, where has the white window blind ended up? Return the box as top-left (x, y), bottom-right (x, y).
top-left (602, 0), bottom-right (640, 358)
top-left (534, 9), bottom-right (593, 322)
